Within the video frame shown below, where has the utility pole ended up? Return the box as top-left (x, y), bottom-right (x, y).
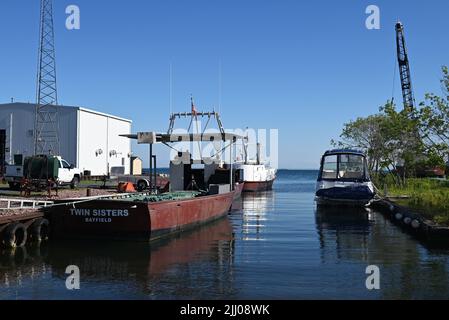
top-left (35, 0), bottom-right (60, 156)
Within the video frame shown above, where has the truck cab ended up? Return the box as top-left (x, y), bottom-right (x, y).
top-left (56, 157), bottom-right (82, 188)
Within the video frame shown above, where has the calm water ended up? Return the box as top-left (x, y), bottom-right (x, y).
top-left (1, 170), bottom-right (449, 300)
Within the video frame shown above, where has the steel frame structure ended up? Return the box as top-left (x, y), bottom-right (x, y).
top-left (35, 0), bottom-right (60, 155)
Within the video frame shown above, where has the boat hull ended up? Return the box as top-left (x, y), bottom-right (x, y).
top-left (48, 192), bottom-right (235, 241)
top-left (242, 179), bottom-right (274, 192)
top-left (315, 196), bottom-right (373, 207)
top-left (315, 186), bottom-right (374, 207)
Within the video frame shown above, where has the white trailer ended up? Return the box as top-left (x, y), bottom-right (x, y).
top-left (0, 102), bottom-right (132, 176)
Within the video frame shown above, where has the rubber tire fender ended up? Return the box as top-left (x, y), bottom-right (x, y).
top-left (3, 223), bottom-right (27, 248)
top-left (30, 218), bottom-right (50, 242)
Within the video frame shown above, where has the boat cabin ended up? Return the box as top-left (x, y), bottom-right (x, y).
top-left (170, 151), bottom-right (239, 195)
top-left (318, 149), bottom-right (370, 182)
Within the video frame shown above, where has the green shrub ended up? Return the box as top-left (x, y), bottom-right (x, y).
top-left (380, 177), bottom-right (449, 226)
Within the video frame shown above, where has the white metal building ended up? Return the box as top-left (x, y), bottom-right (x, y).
top-left (0, 102), bottom-right (132, 176)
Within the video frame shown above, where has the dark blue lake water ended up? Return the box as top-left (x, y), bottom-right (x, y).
top-left (1, 170), bottom-right (449, 299)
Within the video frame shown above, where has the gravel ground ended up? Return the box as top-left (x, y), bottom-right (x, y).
top-left (0, 187), bottom-right (116, 199)
top-left (49, 188), bottom-right (117, 199)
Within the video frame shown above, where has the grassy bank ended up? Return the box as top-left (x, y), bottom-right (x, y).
top-left (379, 178), bottom-right (449, 226)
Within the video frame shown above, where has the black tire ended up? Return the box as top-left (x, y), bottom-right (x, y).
top-left (3, 223), bottom-right (27, 248)
top-left (70, 176), bottom-right (80, 189)
top-left (29, 218), bottom-right (50, 243)
top-left (137, 180), bottom-right (148, 192)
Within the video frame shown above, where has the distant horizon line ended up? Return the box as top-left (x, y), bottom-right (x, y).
top-left (144, 167), bottom-right (320, 171)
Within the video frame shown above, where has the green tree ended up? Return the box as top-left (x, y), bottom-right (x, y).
top-left (332, 113), bottom-right (387, 174)
top-left (381, 102), bottom-right (425, 181)
top-left (334, 101), bottom-right (425, 185)
top-left (419, 66), bottom-right (449, 159)
top-left (333, 66), bottom-right (448, 186)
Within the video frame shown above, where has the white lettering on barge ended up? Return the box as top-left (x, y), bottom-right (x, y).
top-left (69, 208), bottom-right (130, 223)
top-left (85, 217), bottom-right (112, 223)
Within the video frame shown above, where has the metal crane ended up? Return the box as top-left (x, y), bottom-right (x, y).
top-left (395, 22), bottom-right (415, 110)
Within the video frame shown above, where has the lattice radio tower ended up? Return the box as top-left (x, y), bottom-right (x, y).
top-left (34, 0), bottom-right (60, 155)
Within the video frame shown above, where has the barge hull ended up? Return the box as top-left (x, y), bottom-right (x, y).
top-left (48, 192), bottom-right (234, 241)
top-left (148, 192), bottom-right (234, 240)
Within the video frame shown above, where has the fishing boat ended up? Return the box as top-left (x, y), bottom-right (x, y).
top-left (47, 129), bottom-right (242, 241)
top-left (237, 164), bottom-right (276, 192)
top-left (235, 141), bottom-right (277, 192)
top-left (315, 149), bottom-right (375, 206)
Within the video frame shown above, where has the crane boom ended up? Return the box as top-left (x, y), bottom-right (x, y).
top-left (395, 22), bottom-right (415, 110)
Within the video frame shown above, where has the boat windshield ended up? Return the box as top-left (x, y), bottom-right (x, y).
top-left (321, 154), bottom-right (367, 181)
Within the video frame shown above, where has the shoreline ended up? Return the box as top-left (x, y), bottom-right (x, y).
top-left (371, 199), bottom-right (449, 247)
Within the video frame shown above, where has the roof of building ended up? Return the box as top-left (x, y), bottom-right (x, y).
top-left (0, 102), bottom-right (132, 123)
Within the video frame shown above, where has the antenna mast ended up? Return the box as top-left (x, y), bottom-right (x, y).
top-left (35, 0), bottom-right (60, 155)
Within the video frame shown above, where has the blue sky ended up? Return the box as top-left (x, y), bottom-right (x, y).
top-left (0, 0), bottom-right (448, 169)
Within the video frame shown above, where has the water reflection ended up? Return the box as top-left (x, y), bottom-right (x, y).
top-left (315, 205), bottom-right (449, 299)
top-left (315, 206), bottom-right (374, 263)
top-left (239, 192), bottom-right (275, 241)
top-left (0, 217), bottom-right (237, 299)
top-left (0, 245), bottom-right (51, 290)
top-left (2, 171), bottom-right (449, 299)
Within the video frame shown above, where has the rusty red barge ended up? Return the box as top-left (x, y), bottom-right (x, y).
top-left (47, 125), bottom-right (243, 241)
top-left (49, 191), bottom-right (234, 241)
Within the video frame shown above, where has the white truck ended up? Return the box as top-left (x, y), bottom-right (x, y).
top-left (55, 157), bottom-right (83, 189)
top-left (4, 156), bottom-right (82, 190)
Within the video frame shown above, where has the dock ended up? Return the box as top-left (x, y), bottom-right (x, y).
top-left (0, 198), bottom-right (54, 248)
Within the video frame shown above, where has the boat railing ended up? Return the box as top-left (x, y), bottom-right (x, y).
top-left (0, 198), bottom-right (54, 211)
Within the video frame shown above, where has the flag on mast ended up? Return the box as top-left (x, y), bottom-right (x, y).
top-left (191, 96), bottom-right (198, 117)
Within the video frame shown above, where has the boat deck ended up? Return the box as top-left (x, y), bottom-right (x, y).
top-left (55, 191), bottom-right (202, 205)
top-left (113, 191), bottom-right (201, 203)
